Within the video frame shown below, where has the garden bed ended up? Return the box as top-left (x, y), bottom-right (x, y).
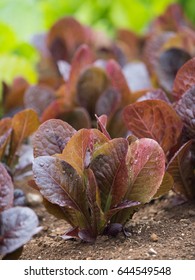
top-left (19, 184), bottom-right (195, 260)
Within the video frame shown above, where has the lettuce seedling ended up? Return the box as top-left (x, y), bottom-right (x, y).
top-left (32, 119), bottom-right (169, 242)
top-left (0, 163), bottom-right (41, 258)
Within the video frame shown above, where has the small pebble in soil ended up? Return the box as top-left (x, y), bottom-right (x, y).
top-left (26, 193), bottom-right (43, 207)
top-left (150, 233), bottom-right (158, 242)
top-left (148, 248), bottom-right (157, 255)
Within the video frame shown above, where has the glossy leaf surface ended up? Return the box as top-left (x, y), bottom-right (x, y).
top-left (33, 119), bottom-right (76, 157)
top-left (126, 138), bottom-right (166, 203)
top-left (33, 156), bottom-right (85, 210)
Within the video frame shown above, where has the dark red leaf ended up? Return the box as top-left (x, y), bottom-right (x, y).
top-left (155, 48), bottom-right (191, 93)
top-left (173, 57), bottom-right (195, 100)
top-left (95, 114), bottom-right (111, 140)
top-left (123, 100), bottom-right (183, 153)
top-left (76, 66), bottom-right (109, 117)
top-left (106, 59), bottom-right (131, 105)
top-left (90, 138), bottom-right (129, 209)
top-left (174, 86), bottom-right (195, 138)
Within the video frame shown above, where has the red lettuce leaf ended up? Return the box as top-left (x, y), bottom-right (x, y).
top-left (78, 229), bottom-right (96, 243)
top-left (33, 156), bottom-right (86, 210)
top-left (95, 87), bottom-right (121, 119)
top-left (153, 172), bottom-right (174, 199)
top-left (137, 88), bottom-right (170, 103)
top-left (61, 227), bottom-right (79, 240)
top-left (106, 59), bottom-right (131, 105)
top-left (0, 163), bottom-right (14, 212)
top-left (68, 45), bottom-right (94, 103)
top-left (95, 114), bottom-right (111, 140)
top-left (57, 129), bottom-right (108, 176)
top-left (24, 85), bottom-right (55, 117)
top-left (8, 109), bottom-right (40, 166)
top-left (0, 128), bottom-right (12, 160)
top-left (47, 17), bottom-right (87, 63)
top-left (174, 86), bottom-right (195, 139)
top-left (126, 138), bottom-right (166, 203)
top-left (167, 140), bottom-right (195, 199)
top-left (155, 48), bottom-right (191, 93)
top-left (0, 118), bottom-right (12, 160)
top-left (85, 168), bottom-right (105, 234)
top-left (0, 206), bottom-right (41, 256)
top-left (33, 119), bottom-right (76, 157)
top-left (90, 138), bottom-right (129, 209)
top-left (173, 57), bottom-right (195, 100)
top-left (76, 66), bottom-right (109, 117)
top-left (123, 100), bottom-right (183, 153)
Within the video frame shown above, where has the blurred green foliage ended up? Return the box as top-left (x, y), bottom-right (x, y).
top-left (0, 0), bottom-right (194, 87)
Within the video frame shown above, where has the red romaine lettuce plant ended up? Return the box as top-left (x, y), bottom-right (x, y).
top-left (123, 57), bottom-right (195, 201)
top-left (0, 163), bottom-right (41, 258)
top-left (0, 108), bottom-right (39, 171)
top-left (31, 119), bottom-right (170, 242)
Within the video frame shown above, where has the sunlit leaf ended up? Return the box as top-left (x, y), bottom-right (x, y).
top-left (9, 109), bottom-right (40, 166)
top-left (57, 129), bottom-right (108, 176)
top-left (153, 172), bottom-right (173, 198)
top-left (126, 138), bottom-right (166, 203)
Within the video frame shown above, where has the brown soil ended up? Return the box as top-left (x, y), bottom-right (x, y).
top-left (17, 182), bottom-right (195, 260)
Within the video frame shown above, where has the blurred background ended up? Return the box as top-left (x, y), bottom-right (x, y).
top-left (0, 0), bottom-right (194, 84)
